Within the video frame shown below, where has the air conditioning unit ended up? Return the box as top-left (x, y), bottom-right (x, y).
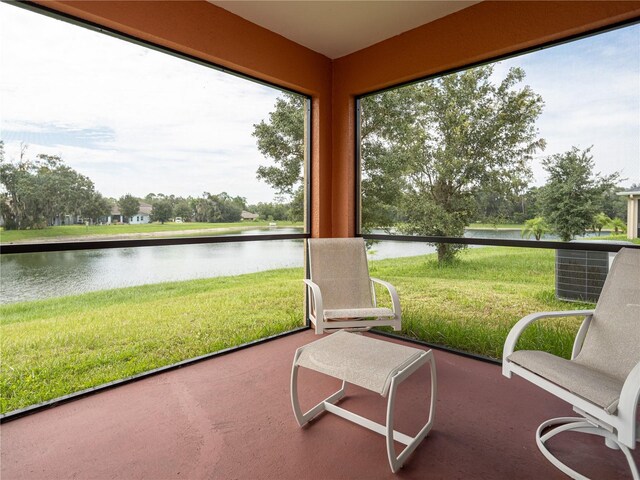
top-left (555, 241), bottom-right (631, 303)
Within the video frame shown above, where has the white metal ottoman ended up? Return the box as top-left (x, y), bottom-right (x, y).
top-left (291, 331), bottom-right (437, 473)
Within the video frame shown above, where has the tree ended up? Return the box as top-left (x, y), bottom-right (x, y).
top-left (609, 217), bottom-right (626, 234)
top-left (359, 86), bottom-right (424, 231)
top-left (521, 217), bottom-right (549, 241)
top-left (520, 186), bottom-right (543, 221)
top-left (370, 66), bottom-right (545, 262)
top-left (473, 185), bottom-right (542, 224)
top-left (212, 192), bottom-right (244, 222)
top-left (118, 194), bottom-right (140, 222)
top-left (252, 93), bottom-right (306, 222)
top-left (83, 192), bottom-right (111, 223)
top-left (174, 200), bottom-right (192, 221)
top-left (36, 154), bottom-right (97, 225)
top-left (151, 199), bottom-right (173, 224)
top-left (249, 201), bottom-right (289, 221)
top-left (253, 66), bottom-right (545, 262)
top-left (287, 188), bottom-right (304, 222)
top-left (601, 187), bottom-right (628, 221)
top-left (189, 192), bottom-right (244, 223)
top-left (592, 212), bottom-right (611, 235)
top-left (1, 146), bottom-right (100, 229)
top-left (540, 147), bottom-right (620, 242)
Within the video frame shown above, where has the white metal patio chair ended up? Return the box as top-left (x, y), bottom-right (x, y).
top-left (503, 247), bottom-right (640, 480)
top-left (305, 238), bottom-right (402, 334)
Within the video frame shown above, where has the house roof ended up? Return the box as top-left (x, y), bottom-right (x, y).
top-left (616, 190), bottom-right (640, 197)
top-left (241, 210), bottom-right (259, 219)
top-left (209, 1), bottom-right (480, 59)
top-left (110, 201), bottom-right (153, 216)
top-left (138, 202), bottom-right (153, 215)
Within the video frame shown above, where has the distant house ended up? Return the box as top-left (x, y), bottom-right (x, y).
top-left (103, 202), bottom-right (153, 224)
top-left (617, 189), bottom-right (640, 239)
top-left (241, 210), bottom-right (259, 221)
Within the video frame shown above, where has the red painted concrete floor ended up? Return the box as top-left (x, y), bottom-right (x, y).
top-left (1, 330), bottom-right (638, 479)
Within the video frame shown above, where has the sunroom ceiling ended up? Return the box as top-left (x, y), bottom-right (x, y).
top-left (208, 1), bottom-right (481, 59)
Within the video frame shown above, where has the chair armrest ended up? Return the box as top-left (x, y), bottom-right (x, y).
top-left (571, 314), bottom-right (594, 360)
top-left (303, 279), bottom-right (323, 318)
top-left (617, 361), bottom-right (640, 447)
top-left (502, 310), bottom-right (594, 377)
top-left (370, 277), bottom-right (401, 318)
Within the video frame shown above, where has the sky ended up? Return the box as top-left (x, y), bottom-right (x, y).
top-left (492, 24), bottom-right (640, 188)
top-left (1, 3), bottom-right (639, 205)
top-left (0, 2), bottom-right (286, 203)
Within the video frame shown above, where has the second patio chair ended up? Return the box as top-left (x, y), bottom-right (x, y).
top-left (503, 247), bottom-right (640, 480)
top-left (305, 238), bottom-right (402, 334)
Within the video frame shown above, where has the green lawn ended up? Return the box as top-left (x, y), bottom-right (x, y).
top-left (467, 222), bottom-right (525, 229)
top-left (587, 233), bottom-right (640, 244)
top-left (0, 247), bottom-right (593, 414)
top-left (0, 268), bottom-right (305, 413)
top-left (0, 221), bottom-right (303, 243)
top-left (369, 247), bottom-right (592, 358)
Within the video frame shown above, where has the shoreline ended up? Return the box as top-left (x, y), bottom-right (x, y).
top-left (1, 225), bottom-right (619, 244)
top-left (0, 225), bottom-right (292, 245)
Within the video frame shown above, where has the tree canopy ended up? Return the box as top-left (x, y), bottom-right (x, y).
top-left (540, 146), bottom-right (620, 242)
top-left (365, 66), bottom-right (546, 261)
top-left (0, 143), bottom-right (106, 229)
top-left (151, 199), bottom-right (174, 224)
top-left (252, 93), bottom-right (305, 222)
top-left (118, 194), bottom-right (140, 221)
top-left (253, 93), bottom-right (305, 197)
top-left (191, 192), bottom-right (245, 223)
top-left (251, 67), bottom-right (546, 262)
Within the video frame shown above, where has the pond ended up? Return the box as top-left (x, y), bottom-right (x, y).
top-left (0, 227), bottom-right (603, 304)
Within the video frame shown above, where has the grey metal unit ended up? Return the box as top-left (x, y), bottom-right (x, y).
top-left (555, 241), bottom-right (631, 302)
top-left (556, 250), bottom-right (608, 302)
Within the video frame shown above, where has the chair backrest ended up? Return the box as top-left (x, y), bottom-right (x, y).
top-left (575, 248), bottom-right (640, 382)
top-left (308, 238), bottom-right (373, 310)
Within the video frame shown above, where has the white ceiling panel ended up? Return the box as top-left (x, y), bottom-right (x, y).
top-left (209, 1), bottom-right (481, 59)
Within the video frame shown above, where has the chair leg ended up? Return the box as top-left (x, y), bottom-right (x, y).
top-left (293, 353), bottom-right (435, 474)
top-left (385, 351), bottom-right (437, 473)
top-left (536, 417), bottom-right (639, 480)
top-left (393, 317), bottom-right (402, 331)
top-left (290, 353), bottom-right (346, 426)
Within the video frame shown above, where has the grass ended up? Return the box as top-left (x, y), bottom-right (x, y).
top-left (586, 233), bottom-right (640, 244)
top-left (0, 268), bottom-right (305, 413)
top-left (0, 221), bottom-right (303, 244)
top-left (0, 247), bottom-right (594, 414)
top-left (369, 247), bottom-right (592, 359)
top-left (467, 222), bottom-right (525, 229)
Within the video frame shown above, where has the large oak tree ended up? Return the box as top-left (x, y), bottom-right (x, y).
top-left (362, 66), bottom-right (545, 262)
top-left (253, 65), bottom-right (546, 262)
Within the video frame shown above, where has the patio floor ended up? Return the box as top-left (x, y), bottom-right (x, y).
top-left (1, 329), bottom-right (637, 479)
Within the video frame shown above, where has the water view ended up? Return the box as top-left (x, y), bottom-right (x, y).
top-left (1, 227), bottom-right (608, 304)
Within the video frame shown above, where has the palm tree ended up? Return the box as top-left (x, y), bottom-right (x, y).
top-left (521, 217), bottom-right (549, 241)
top-left (608, 218), bottom-right (626, 235)
top-left (592, 212), bottom-right (611, 235)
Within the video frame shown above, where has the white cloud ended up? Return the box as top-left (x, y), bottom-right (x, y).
top-left (493, 25), bottom-right (640, 187)
top-left (2, 3), bottom-right (638, 203)
top-left (0, 3), bottom-right (292, 203)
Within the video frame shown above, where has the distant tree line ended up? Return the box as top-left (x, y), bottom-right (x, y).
top-left (142, 192), bottom-right (302, 224)
top-left (0, 141), bottom-right (300, 231)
